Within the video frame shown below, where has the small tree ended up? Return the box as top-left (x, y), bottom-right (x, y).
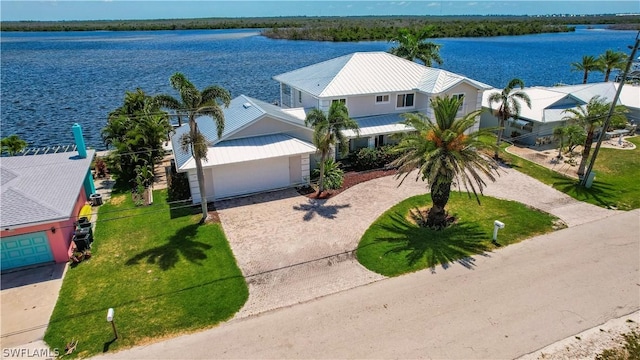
top-left (1, 134), bottom-right (27, 155)
top-left (487, 78), bottom-right (532, 159)
top-left (312, 158), bottom-right (344, 190)
top-left (570, 55), bottom-right (602, 84)
top-left (388, 26), bottom-right (443, 67)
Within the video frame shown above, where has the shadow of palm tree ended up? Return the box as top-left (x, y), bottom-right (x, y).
top-left (552, 177), bottom-right (616, 208)
top-left (373, 212), bottom-right (491, 273)
top-left (292, 198), bottom-right (351, 221)
top-left (125, 224), bottom-right (212, 271)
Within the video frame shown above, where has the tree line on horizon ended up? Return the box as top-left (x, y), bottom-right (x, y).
top-left (2, 14), bottom-right (638, 41)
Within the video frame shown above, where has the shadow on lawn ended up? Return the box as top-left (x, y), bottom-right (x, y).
top-left (292, 198), bottom-right (351, 221)
top-left (125, 224), bottom-right (212, 270)
top-left (374, 212), bottom-right (492, 273)
top-left (552, 178), bottom-right (616, 208)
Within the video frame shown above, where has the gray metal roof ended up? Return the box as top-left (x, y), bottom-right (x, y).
top-left (273, 52), bottom-right (491, 98)
top-left (1, 149), bottom-right (95, 228)
top-left (171, 95), bottom-right (314, 170)
top-left (179, 134), bottom-right (316, 170)
top-left (342, 113), bottom-right (415, 138)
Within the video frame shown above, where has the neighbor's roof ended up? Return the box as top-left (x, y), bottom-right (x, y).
top-left (171, 95), bottom-right (310, 170)
top-left (342, 113), bottom-right (415, 138)
top-left (1, 150), bottom-right (95, 228)
top-left (482, 82), bottom-right (629, 124)
top-left (273, 52), bottom-right (492, 98)
top-left (178, 134), bottom-right (316, 170)
top-left (614, 82), bottom-right (640, 110)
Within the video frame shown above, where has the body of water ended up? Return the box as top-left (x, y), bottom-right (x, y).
top-left (1, 26), bottom-right (637, 150)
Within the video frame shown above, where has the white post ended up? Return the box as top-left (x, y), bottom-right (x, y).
top-left (493, 220), bottom-right (505, 242)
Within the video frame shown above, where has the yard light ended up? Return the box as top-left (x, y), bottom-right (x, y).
top-left (106, 308), bottom-right (118, 340)
top-left (493, 220), bottom-right (505, 242)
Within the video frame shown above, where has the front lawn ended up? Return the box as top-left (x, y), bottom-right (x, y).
top-left (44, 189), bottom-right (248, 358)
top-left (493, 136), bottom-right (640, 210)
top-left (356, 194), bottom-right (559, 277)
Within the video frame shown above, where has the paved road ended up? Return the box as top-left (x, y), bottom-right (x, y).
top-left (94, 209), bottom-right (639, 359)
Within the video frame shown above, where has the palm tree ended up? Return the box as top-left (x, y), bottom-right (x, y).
top-left (388, 26), bottom-right (443, 67)
top-left (552, 126), bottom-right (566, 159)
top-left (1, 134), bottom-right (27, 155)
top-left (487, 78), bottom-right (532, 159)
top-left (305, 101), bottom-right (359, 195)
top-left (391, 95), bottom-right (498, 229)
top-left (155, 73), bottom-right (231, 223)
top-left (102, 89), bottom-right (171, 186)
top-left (598, 49), bottom-right (626, 82)
top-left (570, 55), bottom-right (602, 84)
top-left (562, 95), bottom-right (628, 177)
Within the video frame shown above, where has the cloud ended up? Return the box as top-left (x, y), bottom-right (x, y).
top-left (427, 2), bottom-right (439, 7)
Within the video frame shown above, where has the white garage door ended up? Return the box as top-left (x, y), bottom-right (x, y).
top-left (213, 157), bottom-right (291, 199)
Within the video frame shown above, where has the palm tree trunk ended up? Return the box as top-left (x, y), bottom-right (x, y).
top-left (494, 117), bottom-right (505, 159)
top-left (582, 71), bottom-right (588, 84)
top-left (318, 152), bottom-right (326, 194)
top-left (604, 70), bottom-right (611, 82)
top-left (427, 181), bottom-right (452, 229)
top-left (577, 130), bottom-right (595, 177)
top-left (190, 120), bottom-right (209, 223)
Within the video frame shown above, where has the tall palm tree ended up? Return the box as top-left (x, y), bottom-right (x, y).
top-left (487, 78), bottom-right (531, 159)
top-left (1, 134), bottom-right (27, 155)
top-left (562, 95), bottom-right (628, 177)
top-left (570, 55), bottom-right (602, 84)
top-left (305, 101), bottom-right (359, 195)
top-left (552, 126), bottom-right (566, 159)
top-left (391, 95), bottom-right (498, 229)
top-left (155, 73), bottom-right (231, 223)
top-left (598, 49), bottom-right (626, 82)
top-left (388, 26), bottom-right (443, 67)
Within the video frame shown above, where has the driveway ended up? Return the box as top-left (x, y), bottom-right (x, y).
top-left (217, 166), bottom-right (617, 318)
top-left (0, 263), bottom-right (66, 349)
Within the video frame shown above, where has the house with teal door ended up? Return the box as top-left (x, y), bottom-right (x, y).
top-left (0, 124), bottom-right (95, 272)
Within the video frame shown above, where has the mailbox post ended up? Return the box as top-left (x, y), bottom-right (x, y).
top-left (107, 308), bottom-right (118, 340)
top-left (493, 220), bottom-right (505, 242)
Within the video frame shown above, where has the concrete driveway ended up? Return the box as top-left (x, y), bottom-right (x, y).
top-left (0, 263), bottom-right (67, 349)
top-left (217, 166), bottom-right (617, 318)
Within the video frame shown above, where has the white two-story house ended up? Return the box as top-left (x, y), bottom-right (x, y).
top-left (273, 51), bottom-right (492, 152)
top-left (172, 52), bottom-right (493, 203)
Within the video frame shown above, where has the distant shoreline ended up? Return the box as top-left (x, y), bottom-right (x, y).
top-left (2, 15), bottom-right (638, 41)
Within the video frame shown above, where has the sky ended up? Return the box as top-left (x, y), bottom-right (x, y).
top-left (1, 1), bottom-right (639, 21)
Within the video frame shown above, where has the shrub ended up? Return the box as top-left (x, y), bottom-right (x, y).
top-left (351, 145), bottom-right (401, 171)
top-left (312, 158), bottom-right (344, 190)
top-left (167, 171), bottom-right (190, 202)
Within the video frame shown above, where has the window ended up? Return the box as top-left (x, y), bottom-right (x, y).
top-left (375, 94), bottom-right (390, 104)
top-left (332, 98), bottom-right (346, 105)
top-left (452, 93), bottom-right (464, 102)
top-left (298, 90), bottom-right (302, 103)
top-left (396, 93), bottom-right (415, 108)
top-left (452, 93), bottom-right (465, 114)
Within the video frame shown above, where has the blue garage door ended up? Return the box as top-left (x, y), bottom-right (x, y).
top-left (1, 232), bottom-right (54, 271)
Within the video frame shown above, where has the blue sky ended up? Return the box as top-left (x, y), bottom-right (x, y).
top-left (2, 1), bottom-right (639, 21)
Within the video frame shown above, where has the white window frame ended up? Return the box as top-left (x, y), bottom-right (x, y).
top-left (375, 94), bottom-right (390, 104)
top-left (332, 98), bottom-right (347, 105)
top-left (396, 93), bottom-right (415, 109)
top-left (452, 93), bottom-right (465, 115)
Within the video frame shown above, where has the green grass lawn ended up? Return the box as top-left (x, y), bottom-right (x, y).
top-left (356, 194), bottom-right (559, 277)
top-left (493, 136), bottom-right (640, 210)
top-left (44, 189), bottom-right (248, 358)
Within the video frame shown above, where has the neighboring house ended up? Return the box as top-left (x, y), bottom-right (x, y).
top-left (0, 124), bottom-right (96, 272)
top-left (273, 51), bottom-right (492, 153)
top-left (174, 52), bottom-right (493, 203)
top-left (171, 95), bottom-right (316, 203)
top-left (480, 82), bottom-right (640, 146)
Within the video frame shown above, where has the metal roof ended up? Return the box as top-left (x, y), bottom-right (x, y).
top-left (273, 52), bottom-right (491, 98)
top-left (179, 134), bottom-right (316, 170)
top-left (342, 113), bottom-right (415, 138)
top-left (172, 95), bottom-right (314, 170)
top-left (1, 149), bottom-right (95, 228)
top-left (482, 82), bottom-right (633, 124)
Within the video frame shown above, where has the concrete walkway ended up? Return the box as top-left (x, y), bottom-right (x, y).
top-left (216, 166), bottom-right (617, 319)
top-left (93, 208), bottom-right (640, 359)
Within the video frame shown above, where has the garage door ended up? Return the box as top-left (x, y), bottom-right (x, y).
top-left (213, 157), bottom-right (290, 199)
top-left (1, 232), bottom-right (54, 271)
